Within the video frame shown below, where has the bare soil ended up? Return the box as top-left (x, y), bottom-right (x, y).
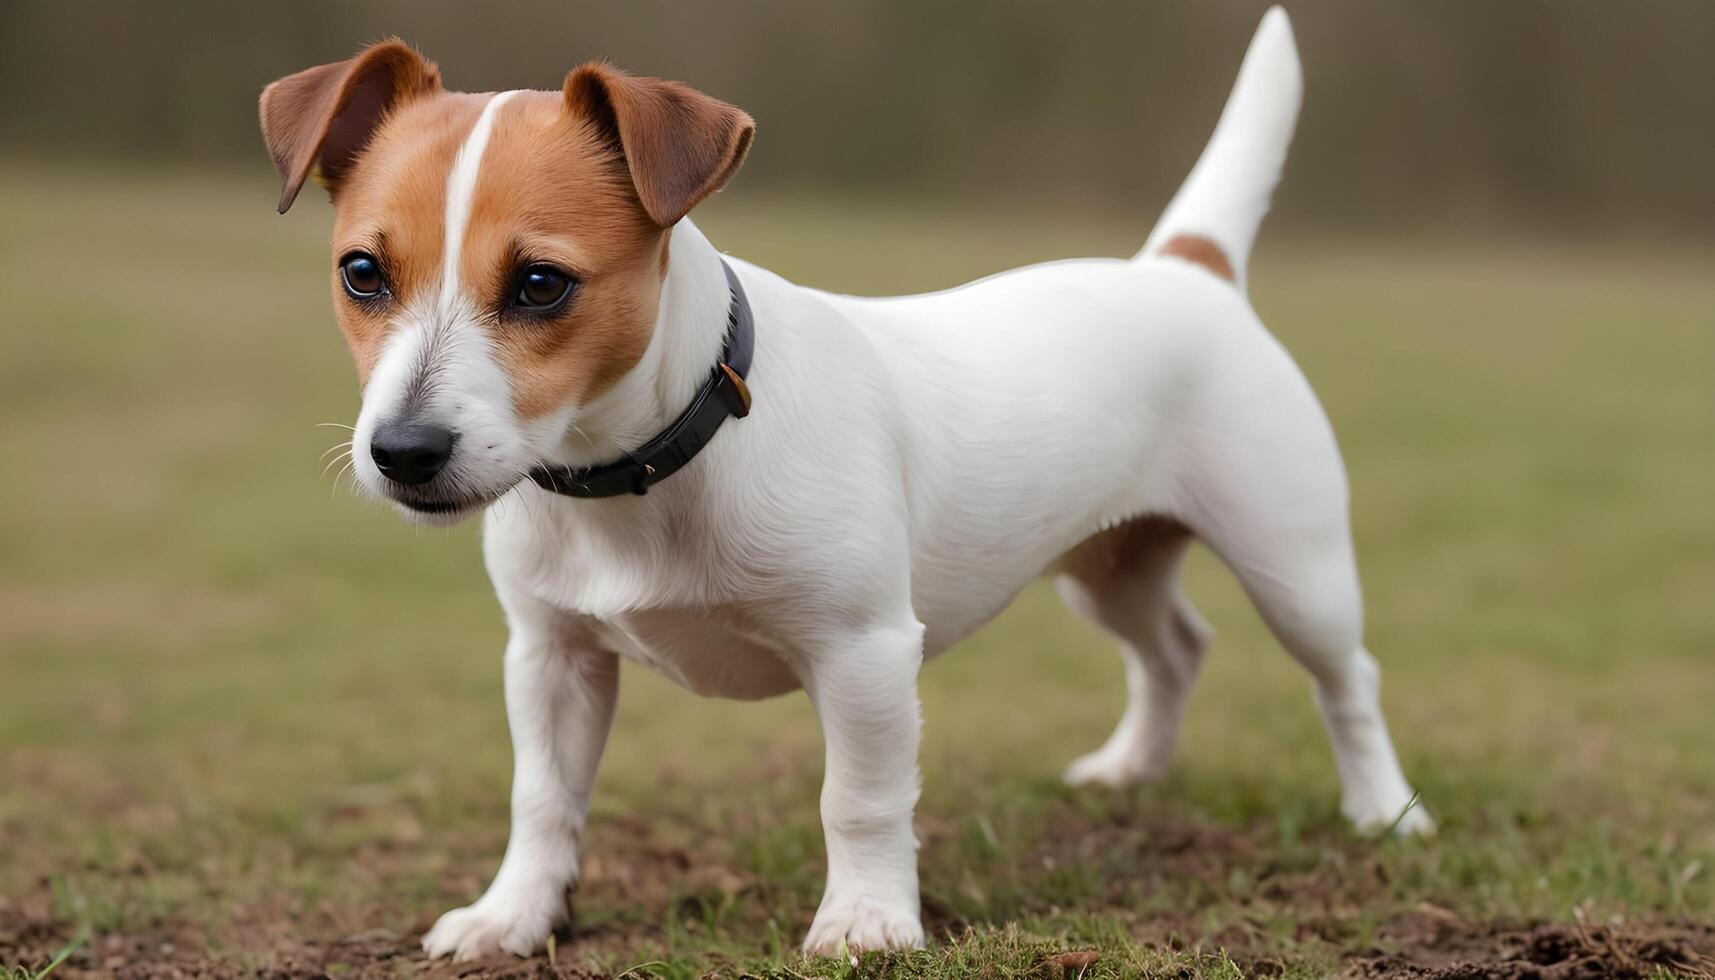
top-left (1341, 914), bottom-right (1715, 979)
top-left (7, 892), bottom-right (1711, 980)
top-left (6, 878), bottom-right (1708, 974)
top-left (6, 809), bottom-right (1711, 979)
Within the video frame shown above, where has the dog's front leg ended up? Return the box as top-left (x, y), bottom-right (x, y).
top-left (799, 619), bottom-right (927, 955)
top-left (423, 601), bottom-right (618, 961)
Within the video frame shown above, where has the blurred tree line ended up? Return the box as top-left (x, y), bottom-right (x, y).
top-left (3, 0), bottom-right (1710, 237)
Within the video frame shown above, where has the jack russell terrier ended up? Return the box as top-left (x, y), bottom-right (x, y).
top-left (260, 6), bottom-right (1431, 961)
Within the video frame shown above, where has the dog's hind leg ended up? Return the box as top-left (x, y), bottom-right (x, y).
top-left (1058, 518), bottom-right (1211, 787)
top-left (1178, 414), bottom-right (1434, 835)
top-left (1214, 529), bottom-right (1430, 834)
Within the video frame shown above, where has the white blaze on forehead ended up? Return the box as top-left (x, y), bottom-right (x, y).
top-left (351, 91), bottom-right (535, 511)
top-left (440, 90), bottom-right (522, 308)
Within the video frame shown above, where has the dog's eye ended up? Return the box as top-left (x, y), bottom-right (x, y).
top-left (340, 253), bottom-right (385, 299)
top-left (514, 265), bottom-right (575, 310)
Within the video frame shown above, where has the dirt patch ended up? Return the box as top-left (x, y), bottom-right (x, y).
top-left (7, 805), bottom-right (1713, 978)
top-left (0, 806), bottom-right (769, 978)
top-left (9, 893), bottom-right (1715, 980)
top-left (9, 898), bottom-right (1713, 980)
top-left (1021, 807), bottom-right (1261, 890)
top-left (1343, 908), bottom-right (1715, 978)
top-left (0, 894), bottom-right (606, 979)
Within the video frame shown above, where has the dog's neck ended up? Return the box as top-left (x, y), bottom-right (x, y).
top-left (548, 219), bottom-right (734, 469)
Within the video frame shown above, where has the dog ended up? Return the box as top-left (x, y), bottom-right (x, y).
top-left (259, 6), bottom-right (1431, 961)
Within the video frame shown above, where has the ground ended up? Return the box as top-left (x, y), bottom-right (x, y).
top-left (1, 163), bottom-right (1711, 978)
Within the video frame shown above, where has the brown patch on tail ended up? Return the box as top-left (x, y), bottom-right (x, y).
top-left (1158, 234), bottom-right (1235, 282)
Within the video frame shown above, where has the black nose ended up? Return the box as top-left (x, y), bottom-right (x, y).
top-left (370, 422), bottom-right (455, 486)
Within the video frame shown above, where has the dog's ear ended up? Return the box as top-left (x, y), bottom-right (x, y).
top-left (259, 39), bottom-right (441, 214)
top-left (564, 63), bottom-right (754, 228)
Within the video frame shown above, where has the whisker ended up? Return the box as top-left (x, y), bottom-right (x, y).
top-left (320, 449), bottom-right (352, 479)
top-left (531, 486), bottom-right (553, 524)
top-left (333, 459), bottom-right (356, 502)
top-left (315, 422), bottom-right (356, 431)
top-left (320, 440), bottom-right (353, 462)
top-left (511, 458), bottom-right (565, 526)
top-left (505, 482), bottom-right (537, 526)
top-left (519, 484), bottom-right (541, 525)
top-left (566, 421), bottom-right (598, 454)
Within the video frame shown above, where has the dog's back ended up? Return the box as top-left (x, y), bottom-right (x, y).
top-left (799, 9), bottom-right (1311, 649)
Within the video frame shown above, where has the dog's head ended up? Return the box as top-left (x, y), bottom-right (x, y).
top-left (260, 41), bottom-right (753, 524)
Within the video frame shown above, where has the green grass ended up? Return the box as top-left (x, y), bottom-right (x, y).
top-left (1, 935), bottom-right (82, 980)
top-left (1, 160), bottom-right (1712, 977)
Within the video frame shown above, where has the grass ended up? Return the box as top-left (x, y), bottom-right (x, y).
top-left (1, 160), bottom-right (1712, 977)
top-left (1, 935), bottom-right (82, 980)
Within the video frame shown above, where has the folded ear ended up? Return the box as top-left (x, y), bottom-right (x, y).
top-left (259, 39), bottom-right (440, 214)
top-left (564, 63), bottom-right (755, 228)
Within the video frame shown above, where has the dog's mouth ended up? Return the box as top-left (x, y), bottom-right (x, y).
top-left (384, 482), bottom-right (518, 524)
top-left (397, 497), bottom-right (474, 515)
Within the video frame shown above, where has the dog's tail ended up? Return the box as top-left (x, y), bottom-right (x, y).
top-left (1137, 6), bottom-right (1301, 293)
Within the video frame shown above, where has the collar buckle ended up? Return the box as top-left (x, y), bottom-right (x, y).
top-left (718, 363), bottom-right (752, 418)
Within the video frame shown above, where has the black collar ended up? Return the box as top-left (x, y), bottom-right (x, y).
top-left (528, 259), bottom-right (754, 498)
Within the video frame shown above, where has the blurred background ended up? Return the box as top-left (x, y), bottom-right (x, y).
top-left (4, 0), bottom-right (1714, 237)
top-left (1, 1), bottom-right (1711, 975)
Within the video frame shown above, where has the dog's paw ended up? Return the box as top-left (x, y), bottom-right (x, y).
top-left (1389, 804), bottom-right (1437, 837)
top-left (1345, 792), bottom-right (1437, 838)
top-left (1062, 743), bottom-right (1164, 788)
top-left (802, 898), bottom-right (924, 956)
top-left (421, 892), bottom-right (560, 961)
top-left (1371, 800), bottom-right (1437, 838)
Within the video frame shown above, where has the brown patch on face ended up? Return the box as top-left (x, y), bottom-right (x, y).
top-left (1159, 233), bottom-right (1235, 283)
top-left (315, 65), bottom-right (751, 420)
top-left (461, 92), bottom-right (666, 418)
top-left (323, 90), bottom-right (665, 412)
top-left (328, 94), bottom-right (488, 382)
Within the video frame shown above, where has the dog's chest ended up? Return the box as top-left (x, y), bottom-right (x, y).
top-left (584, 607), bottom-right (801, 700)
top-left (489, 503), bottom-right (801, 700)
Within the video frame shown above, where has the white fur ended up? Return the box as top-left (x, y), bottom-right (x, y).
top-left (1139, 7), bottom-right (1301, 292)
top-left (440, 90), bottom-right (521, 303)
top-left (407, 8), bottom-right (1431, 962)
